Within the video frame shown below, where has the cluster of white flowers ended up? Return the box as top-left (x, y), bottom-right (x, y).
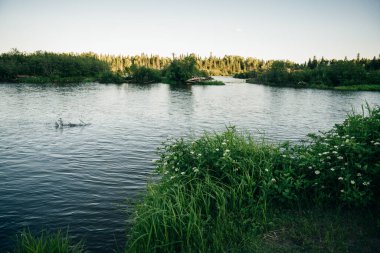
top-left (363, 181), bottom-right (370, 186)
top-left (337, 156), bottom-right (344, 160)
top-left (350, 180), bottom-right (355, 185)
top-left (271, 178), bottom-right (276, 183)
top-left (315, 170), bottom-right (320, 175)
top-left (223, 149), bottom-right (230, 156)
top-left (192, 167), bottom-right (199, 173)
top-left (330, 168), bottom-right (335, 171)
top-left (181, 172), bottom-right (185, 175)
top-left (338, 177), bottom-right (343, 180)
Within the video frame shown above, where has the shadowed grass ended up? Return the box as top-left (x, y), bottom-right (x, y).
top-left (14, 229), bottom-right (85, 253)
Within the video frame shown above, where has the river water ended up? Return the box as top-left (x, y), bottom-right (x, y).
top-left (0, 77), bottom-right (379, 252)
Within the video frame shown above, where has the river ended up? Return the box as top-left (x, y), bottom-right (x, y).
top-left (0, 77), bottom-right (379, 252)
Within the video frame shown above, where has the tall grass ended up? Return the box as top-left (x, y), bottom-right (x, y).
top-left (14, 229), bottom-right (85, 253)
top-left (126, 128), bottom-right (279, 252)
top-left (126, 105), bottom-right (380, 252)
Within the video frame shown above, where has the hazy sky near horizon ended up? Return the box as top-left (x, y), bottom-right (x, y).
top-left (0, 0), bottom-right (379, 62)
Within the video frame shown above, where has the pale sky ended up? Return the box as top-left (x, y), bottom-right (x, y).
top-left (0, 0), bottom-right (379, 62)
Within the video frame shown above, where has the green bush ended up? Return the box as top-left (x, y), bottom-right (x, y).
top-left (126, 105), bottom-right (380, 252)
top-left (272, 104), bottom-right (380, 206)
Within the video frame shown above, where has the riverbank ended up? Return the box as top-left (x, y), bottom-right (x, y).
top-left (246, 79), bottom-right (380, 91)
top-left (8, 105), bottom-right (380, 252)
top-left (125, 105), bottom-right (380, 252)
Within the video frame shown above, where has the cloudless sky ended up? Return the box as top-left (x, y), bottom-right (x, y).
top-left (0, 0), bottom-right (379, 62)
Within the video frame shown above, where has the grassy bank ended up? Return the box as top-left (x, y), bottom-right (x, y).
top-left (246, 79), bottom-right (380, 91)
top-left (126, 106), bottom-right (380, 252)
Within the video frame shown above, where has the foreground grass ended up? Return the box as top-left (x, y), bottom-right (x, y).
top-left (14, 229), bottom-right (85, 253)
top-left (125, 106), bottom-right (380, 252)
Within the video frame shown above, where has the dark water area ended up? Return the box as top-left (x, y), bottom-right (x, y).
top-left (0, 77), bottom-right (379, 252)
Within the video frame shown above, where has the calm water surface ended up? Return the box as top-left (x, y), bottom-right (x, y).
top-left (1, 77), bottom-right (379, 252)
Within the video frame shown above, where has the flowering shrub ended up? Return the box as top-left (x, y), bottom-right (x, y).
top-left (127, 105), bottom-right (380, 252)
top-left (272, 105), bottom-right (380, 206)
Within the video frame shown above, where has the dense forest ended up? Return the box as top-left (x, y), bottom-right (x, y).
top-left (236, 54), bottom-right (380, 89)
top-left (1, 49), bottom-right (379, 88)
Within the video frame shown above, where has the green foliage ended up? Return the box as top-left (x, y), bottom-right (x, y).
top-left (126, 128), bottom-right (277, 252)
top-left (126, 65), bottom-right (162, 84)
top-left (98, 71), bottom-right (125, 84)
top-left (162, 56), bottom-right (208, 84)
top-left (126, 106), bottom-right (380, 252)
top-left (273, 105), bottom-right (380, 206)
top-left (245, 57), bottom-right (380, 88)
top-left (14, 229), bottom-right (85, 253)
top-left (0, 50), bottom-right (109, 83)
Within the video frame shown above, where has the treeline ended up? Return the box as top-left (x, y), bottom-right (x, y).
top-left (1, 49), bottom-right (380, 87)
top-left (100, 53), bottom-right (270, 76)
top-left (236, 55), bottom-right (380, 88)
top-left (0, 49), bottom-right (123, 83)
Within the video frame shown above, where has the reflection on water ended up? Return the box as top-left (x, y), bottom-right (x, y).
top-left (0, 77), bottom-right (379, 252)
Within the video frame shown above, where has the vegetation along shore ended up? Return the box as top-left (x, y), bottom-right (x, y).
top-left (1, 49), bottom-right (380, 90)
top-left (10, 105), bottom-right (380, 252)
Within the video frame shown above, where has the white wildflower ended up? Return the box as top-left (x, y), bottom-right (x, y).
top-left (265, 169), bottom-right (269, 172)
top-left (338, 177), bottom-right (343, 180)
top-left (357, 173), bottom-right (361, 177)
top-left (340, 189), bottom-right (344, 193)
top-left (330, 168), bottom-right (335, 171)
top-left (198, 153), bottom-right (202, 157)
top-left (350, 180), bottom-right (355, 185)
top-left (170, 176), bottom-right (176, 180)
top-left (222, 142), bottom-right (227, 145)
top-left (315, 170), bottom-right (320, 175)
top-left (215, 148), bottom-right (219, 151)
top-left (190, 151), bottom-right (194, 155)
top-left (363, 181), bottom-right (370, 186)
top-left (271, 178), bottom-right (277, 183)
top-left (337, 156), bottom-right (344, 160)
top-left (334, 145), bottom-right (338, 149)
top-left (181, 172), bottom-right (185, 175)
top-left (308, 166), bottom-right (312, 169)
top-left (175, 168), bottom-right (179, 172)
top-left (282, 154), bottom-right (287, 158)
top-left (332, 151), bottom-right (338, 154)
top-left (375, 142), bottom-right (380, 146)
